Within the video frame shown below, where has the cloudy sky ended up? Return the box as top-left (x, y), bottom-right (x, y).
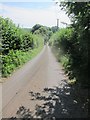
top-left (0, 0), bottom-right (71, 28)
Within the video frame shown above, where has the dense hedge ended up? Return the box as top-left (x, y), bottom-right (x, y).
top-left (1, 17), bottom-right (36, 54)
top-left (2, 46), bottom-right (43, 77)
top-left (49, 2), bottom-right (89, 88)
top-left (50, 26), bottom-right (88, 87)
top-left (0, 17), bottom-right (44, 77)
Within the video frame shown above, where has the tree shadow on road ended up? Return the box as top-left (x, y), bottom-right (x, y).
top-left (11, 80), bottom-right (89, 119)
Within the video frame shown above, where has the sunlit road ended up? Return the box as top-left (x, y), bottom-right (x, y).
top-left (2, 45), bottom-right (68, 118)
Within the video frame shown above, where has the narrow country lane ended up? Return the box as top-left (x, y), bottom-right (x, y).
top-left (2, 45), bottom-right (88, 118)
top-left (2, 45), bottom-right (67, 118)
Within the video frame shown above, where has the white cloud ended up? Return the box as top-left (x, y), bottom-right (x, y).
top-left (0, 0), bottom-right (53, 2)
top-left (1, 3), bottom-right (71, 28)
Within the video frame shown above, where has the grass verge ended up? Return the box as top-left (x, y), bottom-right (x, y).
top-left (2, 45), bottom-right (43, 78)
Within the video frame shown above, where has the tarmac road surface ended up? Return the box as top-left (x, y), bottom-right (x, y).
top-left (2, 45), bottom-right (68, 118)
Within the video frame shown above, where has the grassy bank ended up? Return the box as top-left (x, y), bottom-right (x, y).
top-left (2, 44), bottom-right (43, 77)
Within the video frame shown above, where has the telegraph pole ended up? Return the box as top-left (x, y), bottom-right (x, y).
top-left (57, 18), bottom-right (59, 30)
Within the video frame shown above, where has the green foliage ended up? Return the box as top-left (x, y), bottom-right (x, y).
top-left (0, 17), bottom-right (37, 54)
top-left (50, 25), bottom-right (88, 87)
top-left (50, 27), bottom-right (73, 52)
top-left (31, 24), bottom-right (42, 33)
top-left (1, 17), bottom-right (44, 77)
top-left (2, 46), bottom-right (43, 77)
top-left (1, 17), bottom-right (21, 54)
top-left (21, 33), bottom-right (34, 51)
top-left (31, 24), bottom-right (52, 44)
top-left (51, 26), bottom-right (58, 33)
top-left (50, 2), bottom-right (89, 87)
top-left (49, 28), bottom-right (72, 72)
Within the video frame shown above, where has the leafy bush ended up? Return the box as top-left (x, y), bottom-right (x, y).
top-left (0, 17), bottom-right (44, 77)
top-left (49, 2), bottom-right (89, 87)
top-left (0, 17), bottom-right (37, 54)
top-left (50, 26), bottom-right (88, 87)
top-left (2, 44), bottom-right (43, 77)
